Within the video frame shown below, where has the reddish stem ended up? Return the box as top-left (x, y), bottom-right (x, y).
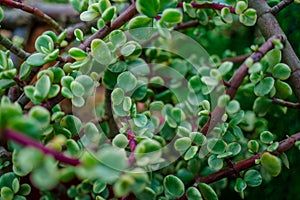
top-left (3, 129), bottom-right (80, 166)
top-left (200, 35), bottom-right (284, 135)
top-left (271, 98), bottom-right (300, 109)
top-left (196, 132), bottom-right (300, 184)
top-left (0, 0), bottom-right (63, 32)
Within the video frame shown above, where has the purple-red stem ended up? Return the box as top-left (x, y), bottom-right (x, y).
top-left (3, 129), bottom-right (80, 166)
top-left (200, 35), bottom-right (284, 135)
top-left (196, 132), bottom-right (300, 184)
top-left (0, 0), bottom-right (63, 32)
top-left (271, 98), bottom-right (300, 109)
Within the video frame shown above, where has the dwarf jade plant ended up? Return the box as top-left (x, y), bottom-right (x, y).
top-left (0, 0), bottom-right (300, 199)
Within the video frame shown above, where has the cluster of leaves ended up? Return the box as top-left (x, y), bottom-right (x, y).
top-left (0, 0), bottom-right (300, 200)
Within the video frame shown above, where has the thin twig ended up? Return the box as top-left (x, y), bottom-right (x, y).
top-left (0, 0), bottom-right (63, 32)
top-left (271, 98), bottom-right (300, 109)
top-left (221, 53), bottom-right (251, 63)
top-left (270, 0), bottom-right (294, 15)
top-left (196, 132), bottom-right (300, 184)
top-left (249, 0), bottom-right (300, 103)
top-left (0, 34), bottom-right (30, 59)
top-left (104, 89), bottom-right (119, 138)
top-left (3, 129), bottom-right (80, 166)
top-left (174, 20), bottom-right (200, 30)
top-left (200, 35), bottom-right (284, 135)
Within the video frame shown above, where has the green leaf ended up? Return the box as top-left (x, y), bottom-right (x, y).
top-left (249, 62), bottom-right (262, 74)
top-left (93, 180), bottom-right (106, 194)
top-left (163, 175), bottom-right (185, 198)
top-left (135, 139), bottom-right (161, 165)
top-left (235, 1), bottom-right (248, 15)
top-left (111, 88), bottom-right (125, 105)
top-left (221, 7), bottom-right (233, 23)
top-left (226, 100), bottom-right (240, 115)
top-left (49, 67), bottom-right (65, 83)
top-left (12, 178), bottom-right (20, 193)
top-left (80, 10), bottom-right (100, 21)
top-left (75, 75), bottom-right (95, 97)
top-left (107, 61), bottom-right (127, 73)
top-left (113, 175), bottom-right (134, 197)
top-left (18, 184), bottom-right (31, 196)
top-left (226, 142), bottom-right (241, 156)
top-left (97, 146), bottom-right (128, 171)
top-left (35, 35), bottom-right (54, 54)
top-left (159, 0), bottom-right (178, 10)
top-left (133, 114), bottom-right (147, 128)
top-left (99, 0), bottom-right (111, 13)
top-left (1, 186), bottom-right (14, 200)
top-left (0, 68), bottom-right (17, 79)
top-left (218, 61), bottom-right (233, 76)
top-left (196, 9), bottom-right (208, 25)
top-left (74, 28), bottom-right (84, 41)
top-left (208, 154), bottom-right (223, 170)
top-left (69, 47), bottom-right (88, 61)
top-left (260, 131), bottom-right (274, 144)
top-left (234, 178), bottom-right (247, 193)
top-left (218, 94), bottom-right (230, 107)
top-left (34, 74), bottom-right (51, 101)
top-left (15, 148), bottom-right (44, 175)
top-left (279, 152), bottom-right (290, 169)
top-left (132, 82), bottom-right (148, 101)
top-left (61, 87), bottom-right (73, 99)
top-left (135, 187), bottom-right (156, 200)
top-left (254, 77), bottom-right (274, 96)
top-left (109, 30), bottom-right (127, 48)
top-left (91, 39), bottom-right (113, 65)
top-left (198, 183), bottom-right (218, 200)
top-left (70, 81), bottom-right (85, 97)
top-left (174, 137), bottom-right (192, 152)
top-left (30, 157), bottom-right (58, 190)
top-left (136, 0), bottom-right (160, 18)
top-left (44, 49), bottom-right (59, 62)
top-left (128, 17), bottom-right (154, 41)
top-left (102, 6), bottom-right (116, 22)
top-left (26, 53), bottom-right (47, 66)
top-left (112, 134), bottom-right (129, 148)
top-left (48, 84), bottom-right (60, 99)
top-left (244, 170), bottom-right (262, 187)
top-left (128, 16), bottom-right (153, 30)
top-left (60, 115), bottom-right (82, 136)
top-left (247, 140), bottom-right (259, 153)
top-left (121, 43), bottom-right (136, 57)
top-left (260, 152), bottom-right (282, 177)
top-left (117, 71), bottom-right (137, 92)
top-left (239, 8), bottom-right (257, 26)
top-left (207, 138), bottom-right (227, 154)
top-left (275, 80), bottom-right (293, 99)
top-left (186, 187), bottom-right (202, 200)
top-left (264, 49), bottom-right (281, 69)
top-left (161, 8), bottom-right (183, 24)
top-left (72, 96), bottom-right (85, 107)
top-left (253, 97), bottom-right (272, 116)
top-left (0, 7), bottom-right (4, 22)
top-left (272, 63), bottom-right (291, 80)
top-left (66, 139), bottom-right (80, 157)
top-left (184, 146), bottom-right (198, 160)
top-left (122, 96), bottom-right (132, 112)
top-left (61, 76), bottom-right (74, 88)
top-left (0, 79), bottom-right (16, 90)
top-left (191, 132), bottom-right (206, 146)
top-left (29, 106), bottom-right (50, 129)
